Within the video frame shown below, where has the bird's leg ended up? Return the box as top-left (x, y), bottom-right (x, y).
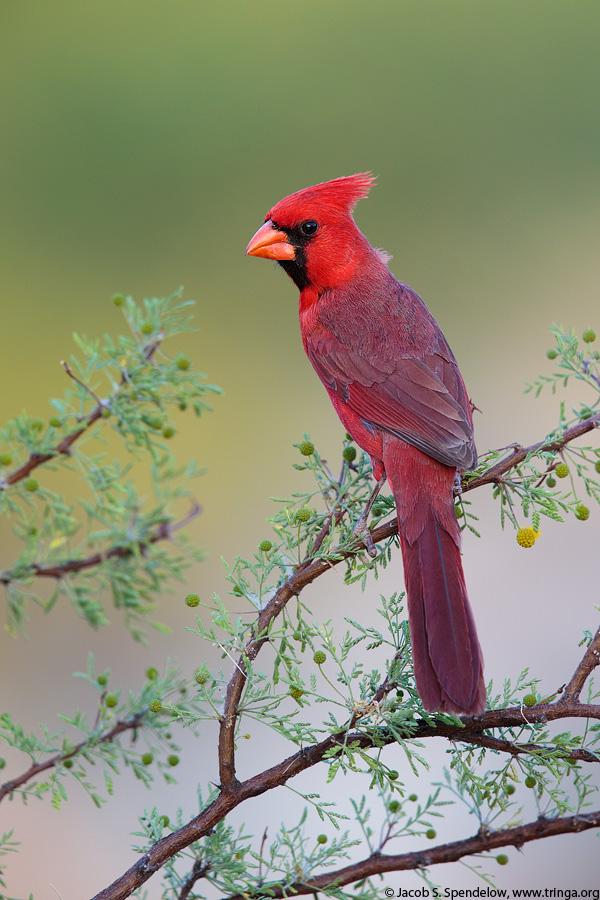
top-left (353, 473), bottom-right (387, 558)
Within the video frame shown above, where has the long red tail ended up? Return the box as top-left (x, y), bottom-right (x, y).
top-left (384, 441), bottom-right (485, 715)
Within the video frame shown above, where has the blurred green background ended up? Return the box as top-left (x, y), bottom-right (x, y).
top-left (1, 1), bottom-right (599, 896)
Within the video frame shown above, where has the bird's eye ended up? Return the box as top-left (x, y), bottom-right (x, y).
top-left (300, 220), bottom-right (319, 237)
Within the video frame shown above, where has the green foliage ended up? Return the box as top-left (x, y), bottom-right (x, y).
top-left (0, 290), bottom-right (220, 639)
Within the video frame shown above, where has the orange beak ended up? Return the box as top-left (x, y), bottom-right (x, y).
top-left (246, 220), bottom-right (295, 261)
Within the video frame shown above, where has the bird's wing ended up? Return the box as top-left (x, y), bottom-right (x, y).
top-left (307, 340), bottom-right (476, 470)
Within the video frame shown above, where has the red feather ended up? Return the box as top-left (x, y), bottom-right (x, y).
top-left (248, 175), bottom-right (485, 715)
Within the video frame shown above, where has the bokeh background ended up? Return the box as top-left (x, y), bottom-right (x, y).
top-left (1, 1), bottom-right (599, 896)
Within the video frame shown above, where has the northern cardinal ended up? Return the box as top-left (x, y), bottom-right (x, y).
top-left (246, 174), bottom-right (485, 715)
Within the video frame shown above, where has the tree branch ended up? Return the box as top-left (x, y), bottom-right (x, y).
top-left (0, 501), bottom-right (202, 585)
top-left (0, 714), bottom-right (144, 803)
top-left (221, 808), bottom-right (600, 900)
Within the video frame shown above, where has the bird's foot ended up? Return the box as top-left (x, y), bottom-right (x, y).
top-left (352, 473), bottom-right (387, 558)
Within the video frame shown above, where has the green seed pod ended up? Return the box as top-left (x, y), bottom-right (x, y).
top-left (546, 476), bottom-right (556, 487)
top-left (299, 440), bottom-right (315, 456)
top-left (317, 834), bottom-right (328, 844)
top-left (146, 667), bottom-right (159, 680)
top-left (582, 328), bottom-right (596, 343)
top-left (149, 699), bottom-right (162, 713)
top-left (575, 504), bottom-right (590, 521)
top-left (112, 293), bottom-right (125, 306)
top-left (141, 752), bottom-right (153, 765)
top-left (185, 593), bottom-right (200, 607)
top-left (0, 453), bottom-right (13, 466)
top-left (295, 507), bottom-right (311, 523)
top-left (388, 800), bottom-right (401, 813)
top-left (505, 783), bottom-right (516, 795)
top-left (97, 674), bottom-right (108, 686)
top-left (388, 770), bottom-right (399, 781)
top-left (555, 463), bottom-right (569, 478)
top-left (25, 478), bottom-right (39, 492)
top-left (525, 775), bottom-right (536, 789)
top-left (546, 349), bottom-right (558, 360)
top-left (259, 540), bottom-right (273, 552)
top-left (523, 694), bottom-right (536, 707)
top-left (105, 693), bottom-right (118, 708)
top-left (426, 828), bottom-right (437, 839)
top-left (176, 356), bottom-right (191, 370)
top-left (140, 322), bottom-right (154, 334)
top-left (162, 426), bottom-right (175, 438)
top-left (342, 446), bottom-right (357, 462)
top-left (313, 650), bottom-right (326, 665)
top-left (63, 758), bottom-right (74, 769)
top-left (408, 793), bottom-right (418, 802)
top-left (496, 854), bottom-right (509, 866)
top-left (167, 754), bottom-right (179, 767)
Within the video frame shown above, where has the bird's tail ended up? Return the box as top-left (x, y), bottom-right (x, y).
top-left (384, 441), bottom-right (485, 715)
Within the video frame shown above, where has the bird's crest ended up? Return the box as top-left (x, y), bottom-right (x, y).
top-left (267, 173), bottom-right (375, 225)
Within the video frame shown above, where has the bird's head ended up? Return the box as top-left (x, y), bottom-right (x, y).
top-left (246, 173), bottom-right (378, 293)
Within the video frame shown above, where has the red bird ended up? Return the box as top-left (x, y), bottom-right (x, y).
top-left (246, 174), bottom-right (485, 716)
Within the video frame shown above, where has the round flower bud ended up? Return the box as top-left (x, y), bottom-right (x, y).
top-left (176, 356), bottom-right (190, 370)
top-left (112, 293), bottom-right (125, 306)
top-left (582, 329), bottom-right (596, 343)
top-left (185, 593), bottom-right (200, 607)
top-left (167, 754), bottom-right (179, 767)
top-left (342, 446), bottom-right (357, 462)
top-left (0, 758), bottom-right (6, 769)
top-left (575, 504), bottom-right (590, 521)
top-left (195, 669), bottom-right (210, 685)
top-left (101, 407), bottom-right (111, 418)
top-left (546, 349), bottom-right (558, 360)
top-left (140, 322), bottom-right (154, 334)
top-left (426, 829), bottom-right (437, 839)
top-left (555, 463), bottom-right (569, 478)
top-left (580, 407), bottom-right (593, 420)
top-left (299, 441), bottom-right (314, 456)
top-left (523, 694), bottom-right (536, 707)
top-left (516, 527), bottom-right (537, 548)
top-left (25, 478), bottom-right (39, 492)
top-left (317, 834), bottom-right (328, 844)
top-left (259, 540), bottom-right (273, 552)
top-left (159, 814), bottom-right (170, 827)
top-left (525, 775), bottom-right (536, 789)
top-left (295, 507), bottom-right (311, 524)
top-left (496, 854), bottom-right (509, 866)
top-left (389, 800), bottom-right (401, 813)
top-left (313, 651), bottom-right (327, 665)
top-left (162, 426), bottom-right (175, 438)
top-left (408, 793), bottom-right (418, 802)
top-left (63, 758), bottom-right (74, 769)
top-left (146, 667), bottom-right (159, 680)
top-left (49, 417), bottom-right (61, 428)
top-left (141, 752), bottom-right (153, 765)
top-left (30, 419), bottom-right (44, 432)
top-left (148, 417), bottom-right (163, 430)
top-left (388, 770), bottom-right (399, 781)
top-left (289, 687), bottom-right (304, 699)
top-left (505, 784), bottom-right (516, 795)
top-left (371, 504), bottom-right (384, 517)
top-left (546, 476), bottom-right (556, 487)
top-left (0, 453), bottom-right (13, 466)
top-left (178, 400), bottom-right (188, 411)
top-left (105, 693), bottom-right (118, 708)
top-left (149, 699), bottom-right (162, 713)
top-left (97, 674), bottom-right (108, 686)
